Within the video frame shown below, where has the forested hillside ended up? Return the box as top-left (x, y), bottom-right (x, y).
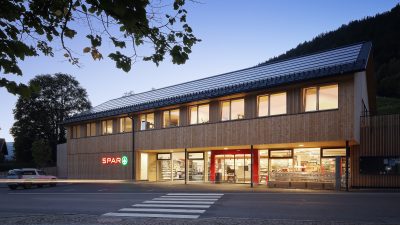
top-left (262, 4), bottom-right (400, 100)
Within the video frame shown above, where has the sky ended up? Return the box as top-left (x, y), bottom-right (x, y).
top-left (1, 0), bottom-right (399, 142)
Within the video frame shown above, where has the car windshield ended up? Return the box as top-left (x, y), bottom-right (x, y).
top-left (22, 171), bottom-right (36, 175)
top-left (37, 170), bottom-right (46, 175)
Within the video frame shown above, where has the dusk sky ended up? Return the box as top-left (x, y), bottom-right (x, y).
top-left (1, 0), bottom-right (399, 142)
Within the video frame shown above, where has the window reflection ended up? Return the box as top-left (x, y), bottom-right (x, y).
top-left (230, 99), bottom-right (244, 120)
top-left (258, 95), bottom-right (269, 117)
top-left (190, 104), bottom-right (209, 124)
top-left (270, 92), bottom-right (287, 115)
top-left (221, 101), bottom-right (230, 121)
top-left (304, 87), bottom-right (317, 112)
top-left (319, 84), bottom-right (338, 110)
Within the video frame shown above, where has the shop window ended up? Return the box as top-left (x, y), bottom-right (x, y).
top-left (322, 148), bottom-right (346, 157)
top-left (140, 113), bottom-right (154, 130)
top-left (269, 149), bottom-right (293, 158)
top-left (303, 84), bottom-right (338, 112)
top-left (221, 98), bottom-right (244, 121)
top-left (101, 120), bottom-right (113, 135)
top-left (259, 150), bottom-right (269, 184)
top-left (86, 122), bottom-right (96, 137)
top-left (119, 117), bottom-right (132, 133)
top-left (293, 148), bottom-right (320, 173)
top-left (258, 92), bottom-right (287, 117)
top-left (190, 104), bottom-right (209, 125)
top-left (163, 109), bottom-right (179, 128)
top-left (71, 125), bottom-right (81, 139)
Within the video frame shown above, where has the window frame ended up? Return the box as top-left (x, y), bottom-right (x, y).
top-left (303, 83), bottom-right (339, 112)
top-left (72, 125), bottom-right (80, 139)
top-left (220, 98), bottom-right (245, 121)
top-left (163, 108), bottom-right (180, 128)
top-left (189, 104), bottom-right (210, 125)
top-left (257, 92), bottom-right (287, 117)
top-left (119, 117), bottom-right (132, 133)
top-left (86, 122), bottom-right (96, 137)
top-left (101, 119), bottom-right (113, 135)
top-left (140, 113), bottom-right (155, 130)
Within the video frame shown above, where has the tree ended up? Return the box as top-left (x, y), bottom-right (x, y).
top-left (11, 73), bottom-right (91, 163)
top-left (31, 139), bottom-right (52, 168)
top-left (0, 0), bottom-right (200, 97)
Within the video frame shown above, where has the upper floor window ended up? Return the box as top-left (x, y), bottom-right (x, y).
top-left (119, 117), bottom-right (132, 133)
top-left (303, 84), bottom-right (338, 112)
top-left (140, 113), bottom-right (154, 130)
top-left (190, 104), bottom-right (209, 125)
top-left (258, 92), bottom-right (287, 117)
top-left (72, 125), bottom-right (81, 139)
top-left (163, 109), bottom-right (179, 128)
top-left (86, 122), bottom-right (96, 137)
top-left (221, 98), bottom-right (244, 121)
top-left (101, 119), bottom-right (113, 135)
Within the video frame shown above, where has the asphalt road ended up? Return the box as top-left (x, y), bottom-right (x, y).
top-left (1, 183), bottom-right (400, 224)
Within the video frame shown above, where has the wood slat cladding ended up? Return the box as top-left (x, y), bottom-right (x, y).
top-left (351, 114), bottom-right (400, 188)
top-left (135, 78), bottom-right (354, 150)
top-left (67, 132), bottom-right (132, 179)
top-left (135, 110), bottom-right (353, 150)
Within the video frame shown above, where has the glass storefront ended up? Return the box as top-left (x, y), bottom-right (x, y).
top-left (146, 147), bottom-right (348, 186)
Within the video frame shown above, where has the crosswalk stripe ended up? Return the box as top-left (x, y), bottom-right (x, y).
top-left (160, 195), bottom-right (221, 199)
top-left (153, 198), bottom-right (219, 201)
top-left (133, 204), bottom-right (210, 208)
top-left (144, 200), bottom-right (214, 204)
top-left (103, 212), bottom-right (199, 219)
top-left (119, 208), bottom-right (206, 213)
top-left (167, 193), bottom-right (223, 196)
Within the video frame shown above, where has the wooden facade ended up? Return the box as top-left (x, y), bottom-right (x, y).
top-left (351, 114), bottom-right (400, 188)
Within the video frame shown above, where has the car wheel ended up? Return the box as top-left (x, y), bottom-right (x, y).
top-left (8, 185), bottom-right (17, 190)
top-left (23, 183), bottom-right (32, 189)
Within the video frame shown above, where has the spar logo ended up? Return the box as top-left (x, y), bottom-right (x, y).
top-left (102, 156), bottom-right (128, 166)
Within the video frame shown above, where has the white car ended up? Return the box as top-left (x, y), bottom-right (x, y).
top-left (7, 168), bottom-right (57, 190)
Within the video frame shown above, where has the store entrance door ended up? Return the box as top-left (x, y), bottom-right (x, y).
top-left (214, 151), bottom-right (252, 183)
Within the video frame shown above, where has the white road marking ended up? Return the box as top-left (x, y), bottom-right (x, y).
top-left (160, 195), bottom-right (221, 199)
top-left (103, 212), bottom-right (199, 219)
top-left (133, 204), bottom-right (210, 208)
top-left (103, 193), bottom-right (223, 219)
top-left (144, 200), bottom-right (214, 204)
top-left (119, 208), bottom-right (206, 213)
top-left (153, 198), bottom-right (219, 201)
top-left (167, 193), bottom-right (223, 196)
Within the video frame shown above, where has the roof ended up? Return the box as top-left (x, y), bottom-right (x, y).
top-left (64, 42), bottom-right (372, 124)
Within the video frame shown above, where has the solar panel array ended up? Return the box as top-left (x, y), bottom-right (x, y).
top-left (81, 43), bottom-right (364, 116)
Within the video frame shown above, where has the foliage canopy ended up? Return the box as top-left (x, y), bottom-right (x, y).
top-left (0, 0), bottom-right (200, 97)
top-left (11, 73), bottom-right (91, 163)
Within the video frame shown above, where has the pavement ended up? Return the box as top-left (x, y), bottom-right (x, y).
top-left (1, 182), bottom-right (400, 225)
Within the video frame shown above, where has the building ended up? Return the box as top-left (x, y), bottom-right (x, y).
top-left (63, 42), bottom-right (400, 189)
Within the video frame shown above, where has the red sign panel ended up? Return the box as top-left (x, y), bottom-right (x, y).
top-left (102, 157), bottom-right (122, 164)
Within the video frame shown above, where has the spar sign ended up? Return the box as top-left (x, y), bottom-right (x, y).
top-left (102, 155), bottom-right (128, 166)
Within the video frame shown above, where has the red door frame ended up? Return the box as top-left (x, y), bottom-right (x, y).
top-left (210, 149), bottom-right (259, 184)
